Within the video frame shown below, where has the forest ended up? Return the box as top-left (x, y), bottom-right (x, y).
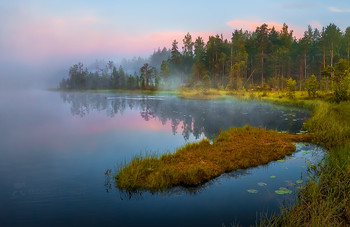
top-left (59, 23), bottom-right (350, 97)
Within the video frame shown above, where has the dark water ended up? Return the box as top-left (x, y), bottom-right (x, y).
top-left (0, 90), bottom-right (324, 227)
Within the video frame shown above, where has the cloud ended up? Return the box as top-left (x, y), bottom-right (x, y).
top-left (329, 7), bottom-right (350, 13)
top-left (282, 1), bottom-right (318, 9)
top-left (1, 9), bottom-right (219, 64)
top-left (226, 20), bottom-right (304, 38)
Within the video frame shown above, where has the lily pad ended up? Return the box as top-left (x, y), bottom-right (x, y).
top-left (283, 167), bottom-right (288, 170)
top-left (301, 166), bottom-right (306, 168)
top-left (296, 179), bottom-right (304, 184)
top-left (270, 176), bottom-right (276, 179)
top-left (247, 189), bottom-right (259, 194)
top-left (305, 162), bottom-right (312, 165)
top-left (257, 182), bottom-right (267, 186)
top-left (277, 159), bottom-right (285, 162)
top-left (275, 187), bottom-right (292, 195)
top-left (303, 152), bottom-right (309, 155)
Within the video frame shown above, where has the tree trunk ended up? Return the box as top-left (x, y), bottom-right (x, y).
top-left (299, 62), bottom-right (302, 91)
top-left (145, 72), bottom-right (149, 88)
top-left (304, 51), bottom-right (307, 80)
top-left (331, 42), bottom-right (334, 67)
top-left (323, 46), bottom-right (326, 69)
top-left (230, 45), bottom-right (233, 69)
top-left (261, 49), bottom-right (264, 87)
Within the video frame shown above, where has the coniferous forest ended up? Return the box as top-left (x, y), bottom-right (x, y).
top-left (59, 23), bottom-right (350, 96)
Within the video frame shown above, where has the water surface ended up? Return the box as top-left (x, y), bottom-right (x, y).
top-left (0, 90), bottom-right (323, 226)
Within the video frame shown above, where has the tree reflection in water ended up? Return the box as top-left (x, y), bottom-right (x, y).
top-left (60, 92), bottom-right (309, 140)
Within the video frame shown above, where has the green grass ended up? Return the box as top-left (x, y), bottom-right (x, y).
top-left (176, 87), bottom-right (231, 99)
top-left (304, 101), bottom-right (350, 148)
top-left (263, 144), bottom-right (350, 226)
top-left (259, 99), bottom-right (350, 226)
top-left (116, 126), bottom-right (313, 192)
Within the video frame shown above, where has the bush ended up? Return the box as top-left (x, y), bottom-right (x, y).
top-left (305, 74), bottom-right (319, 97)
top-left (332, 59), bottom-right (350, 103)
top-left (286, 78), bottom-right (296, 99)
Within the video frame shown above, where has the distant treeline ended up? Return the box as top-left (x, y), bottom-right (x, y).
top-left (59, 22), bottom-right (350, 93)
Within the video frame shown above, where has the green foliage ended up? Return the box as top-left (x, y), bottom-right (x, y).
top-left (160, 60), bottom-right (170, 82)
top-left (332, 59), bottom-right (350, 102)
top-left (201, 73), bottom-right (211, 92)
top-left (286, 78), bottom-right (296, 99)
top-left (305, 74), bottom-right (319, 97)
top-left (60, 23), bottom-right (350, 94)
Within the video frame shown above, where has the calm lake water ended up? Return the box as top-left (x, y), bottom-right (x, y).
top-left (0, 90), bottom-right (324, 227)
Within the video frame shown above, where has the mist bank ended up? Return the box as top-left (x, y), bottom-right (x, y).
top-left (57, 23), bottom-right (350, 101)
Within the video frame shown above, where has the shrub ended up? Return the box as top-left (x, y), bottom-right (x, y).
top-left (305, 74), bottom-right (319, 97)
top-left (286, 78), bottom-right (296, 99)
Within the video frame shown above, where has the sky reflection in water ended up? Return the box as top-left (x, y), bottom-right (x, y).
top-left (0, 90), bottom-right (323, 227)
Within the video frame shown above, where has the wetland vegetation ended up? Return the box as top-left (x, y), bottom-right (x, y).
top-left (116, 126), bottom-right (313, 192)
top-left (57, 22), bottom-right (350, 226)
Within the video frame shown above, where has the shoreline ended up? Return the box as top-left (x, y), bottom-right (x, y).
top-left (55, 87), bottom-right (350, 225)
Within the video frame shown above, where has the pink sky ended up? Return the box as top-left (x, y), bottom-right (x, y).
top-left (227, 20), bottom-right (306, 39)
top-left (2, 0), bottom-right (349, 72)
top-left (4, 13), bottom-right (310, 63)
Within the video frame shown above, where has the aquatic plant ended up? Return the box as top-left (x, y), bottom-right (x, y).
top-left (275, 187), bottom-right (292, 195)
top-left (262, 100), bottom-right (350, 226)
top-left (258, 182), bottom-right (267, 187)
top-left (247, 189), bottom-right (259, 194)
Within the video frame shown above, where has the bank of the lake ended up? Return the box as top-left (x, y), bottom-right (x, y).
top-left (112, 88), bottom-right (350, 225)
top-left (56, 88), bottom-right (349, 225)
top-left (178, 88), bottom-right (350, 226)
top-left (261, 99), bottom-right (350, 226)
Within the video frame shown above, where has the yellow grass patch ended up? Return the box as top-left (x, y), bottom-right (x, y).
top-left (116, 126), bottom-right (313, 192)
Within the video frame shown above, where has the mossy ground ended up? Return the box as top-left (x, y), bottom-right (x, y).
top-left (116, 126), bottom-right (313, 192)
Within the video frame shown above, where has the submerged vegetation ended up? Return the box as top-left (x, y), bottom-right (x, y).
top-left (116, 126), bottom-right (313, 192)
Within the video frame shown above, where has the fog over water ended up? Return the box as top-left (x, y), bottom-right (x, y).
top-left (0, 90), bottom-right (324, 227)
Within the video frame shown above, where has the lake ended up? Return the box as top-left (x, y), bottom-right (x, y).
top-left (0, 90), bottom-right (324, 226)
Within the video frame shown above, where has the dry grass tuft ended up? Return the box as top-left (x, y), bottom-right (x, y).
top-left (116, 126), bottom-right (313, 192)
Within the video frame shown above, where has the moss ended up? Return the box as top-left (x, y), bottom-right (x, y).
top-left (116, 126), bottom-right (313, 192)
